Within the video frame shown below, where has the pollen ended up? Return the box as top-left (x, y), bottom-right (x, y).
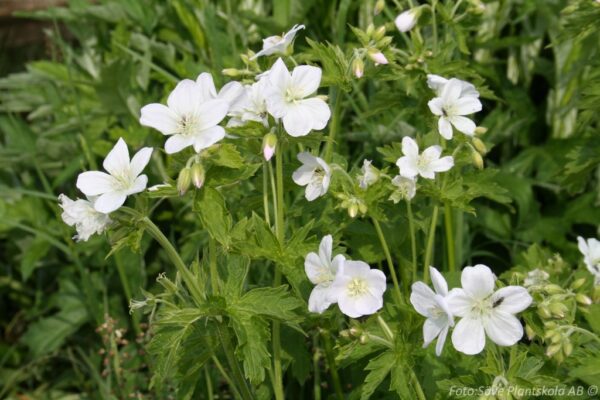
top-left (347, 278), bottom-right (368, 296)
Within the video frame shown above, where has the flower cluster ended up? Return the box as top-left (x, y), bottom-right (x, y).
top-left (305, 235), bottom-right (387, 318)
top-left (411, 265), bottom-right (532, 355)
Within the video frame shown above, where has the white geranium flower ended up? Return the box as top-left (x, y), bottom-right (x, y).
top-left (139, 77), bottom-right (230, 154)
top-left (577, 236), bottom-right (600, 284)
top-left (329, 260), bottom-right (387, 318)
top-left (305, 235), bottom-right (346, 313)
top-left (427, 77), bottom-right (483, 139)
top-left (427, 74), bottom-right (480, 98)
top-left (76, 138), bottom-right (152, 213)
top-left (227, 78), bottom-right (270, 127)
top-left (447, 264), bottom-right (532, 355)
top-left (195, 72), bottom-right (245, 109)
top-left (390, 175), bottom-right (416, 202)
top-left (58, 194), bottom-right (111, 241)
top-left (357, 160), bottom-right (379, 189)
top-left (395, 9), bottom-right (418, 32)
top-left (410, 267), bottom-right (454, 356)
top-left (292, 152), bottom-right (331, 201)
top-left (264, 58), bottom-right (331, 137)
top-left (396, 137), bottom-right (454, 179)
top-left (251, 24), bottom-right (305, 59)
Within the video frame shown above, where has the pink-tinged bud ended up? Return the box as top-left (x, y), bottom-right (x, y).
top-left (352, 58), bottom-right (364, 78)
top-left (395, 9), bottom-right (418, 32)
top-left (177, 167), bottom-right (192, 195)
top-left (368, 49), bottom-right (388, 65)
top-left (191, 163), bottom-right (205, 189)
top-left (262, 132), bottom-right (277, 161)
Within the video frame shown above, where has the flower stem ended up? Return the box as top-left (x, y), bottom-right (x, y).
top-left (409, 368), bottom-right (427, 400)
top-left (431, 0), bottom-right (438, 53)
top-left (272, 140), bottom-right (285, 400)
top-left (262, 161), bottom-right (271, 227)
top-left (372, 218), bottom-right (403, 305)
top-left (322, 331), bottom-right (344, 400)
top-left (216, 323), bottom-right (255, 400)
top-left (209, 236), bottom-right (219, 294)
top-left (444, 203), bottom-right (456, 273)
top-left (407, 201), bottom-right (418, 282)
top-left (324, 88), bottom-right (342, 163)
top-left (423, 206), bottom-right (439, 283)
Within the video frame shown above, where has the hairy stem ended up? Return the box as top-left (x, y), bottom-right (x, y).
top-left (423, 206), bottom-right (439, 283)
top-left (372, 218), bottom-right (403, 305)
top-left (444, 203), bottom-right (456, 273)
top-left (407, 201), bottom-right (418, 282)
top-left (324, 88), bottom-right (342, 163)
top-left (322, 332), bottom-right (344, 400)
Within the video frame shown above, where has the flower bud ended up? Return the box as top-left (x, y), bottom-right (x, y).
top-left (395, 9), bottom-right (419, 33)
top-left (563, 340), bottom-right (573, 356)
top-left (475, 126), bottom-right (488, 135)
top-left (374, 0), bottom-right (385, 15)
top-left (525, 324), bottom-right (536, 340)
top-left (472, 151), bottom-right (484, 169)
top-left (549, 302), bottom-right (567, 318)
top-left (550, 332), bottom-right (562, 344)
top-left (352, 57), bottom-right (365, 79)
top-left (366, 24), bottom-right (375, 37)
top-left (546, 343), bottom-right (562, 357)
top-left (348, 204), bottom-right (359, 218)
top-left (576, 293), bottom-right (592, 306)
top-left (570, 278), bottom-right (586, 290)
top-left (544, 284), bottom-right (563, 295)
top-left (368, 49), bottom-right (388, 65)
top-left (262, 132), bottom-right (277, 161)
top-left (538, 304), bottom-right (552, 319)
top-left (191, 163), bottom-right (205, 189)
top-left (222, 68), bottom-right (242, 77)
top-left (472, 137), bottom-right (487, 155)
top-left (359, 334), bottom-right (369, 344)
top-left (373, 26), bottom-right (386, 41)
top-left (177, 167), bottom-right (192, 195)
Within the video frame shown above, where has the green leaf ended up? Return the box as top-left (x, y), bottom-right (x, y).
top-left (360, 351), bottom-right (395, 400)
top-left (194, 187), bottom-right (232, 247)
top-left (233, 285), bottom-right (303, 323)
top-left (209, 143), bottom-right (245, 169)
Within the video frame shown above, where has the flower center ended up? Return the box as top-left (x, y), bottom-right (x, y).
top-left (285, 87), bottom-right (304, 103)
top-left (416, 154), bottom-right (433, 169)
top-left (470, 296), bottom-right (505, 317)
top-left (178, 114), bottom-right (200, 136)
top-left (347, 278), bottom-right (368, 296)
top-left (310, 169), bottom-right (325, 185)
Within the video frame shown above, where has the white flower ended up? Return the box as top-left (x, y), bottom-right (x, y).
top-left (58, 194), bottom-right (111, 241)
top-left (396, 137), bottom-right (453, 179)
top-left (251, 24), bottom-right (305, 59)
top-left (367, 50), bottom-right (389, 65)
top-left (227, 78), bottom-right (270, 127)
top-left (395, 9), bottom-right (418, 32)
top-left (427, 74), bottom-right (480, 98)
top-left (577, 236), bottom-right (600, 284)
top-left (292, 152), bottom-right (331, 201)
top-left (264, 58), bottom-right (331, 137)
top-left (390, 175), bottom-right (416, 202)
top-left (139, 76), bottom-right (231, 154)
top-left (195, 72), bottom-right (245, 109)
top-left (410, 267), bottom-right (454, 356)
top-left (76, 138), bottom-right (153, 213)
top-left (305, 235), bottom-right (346, 313)
top-left (523, 269), bottom-right (550, 287)
top-left (329, 260), bottom-right (387, 318)
top-left (427, 77), bottom-right (483, 139)
top-left (357, 160), bottom-right (379, 189)
top-left (447, 264), bottom-right (532, 355)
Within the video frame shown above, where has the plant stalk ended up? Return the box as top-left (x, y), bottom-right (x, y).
top-left (407, 201), bottom-right (418, 282)
top-left (372, 218), bottom-right (403, 305)
top-left (444, 203), bottom-right (456, 273)
top-left (423, 206), bottom-right (439, 283)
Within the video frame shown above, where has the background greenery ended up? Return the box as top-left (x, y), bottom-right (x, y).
top-left (1, 0), bottom-right (599, 398)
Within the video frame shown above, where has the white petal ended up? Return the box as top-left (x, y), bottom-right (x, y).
top-left (410, 281), bottom-right (437, 317)
top-left (305, 182), bottom-right (323, 201)
top-left (427, 74), bottom-right (447, 94)
top-left (446, 288), bottom-right (472, 318)
top-left (94, 191), bottom-right (127, 213)
top-left (429, 266), bottom-right (448, 296)
top-left (103, 138), bottom-right (130, 177)
top-left (318, 235), bottom-right (333, 266)
top-left (577, 236), bottom-right (588, 256)
top-left (353, 291), bottom-right (383, 316)
top-left (297, 151), bottom-right (319, 167)
top-left (167, 79), bottom-right (204, 116)
top-left (451, 316), bottom-right (485, 355)
top-left (396, 156), bottom-right (418, 179)
top-left (305, 252), bottom-right (325, 284)
top-left (292, 166), bottom-right (315, 186)
top-left (140, 103), bottom-right (179, 135)
top-left (291, 65), bottom-right (322, 98)
top-left (423, 318), bottom-right (443, 347)
top-left (331, 254), bottom-right (345, 275)
top-left (192, 126), bottom-right (226, 152)
top-left (297, 98), bottom-right (331, 131)
top-left (452, 97), bottom-right (482, 115)
top-left (435, 326), bottom-right (449, 356)
top-left (484, 311), bottom-right (524, 346)
top-left (165, 134), bottom-right (195, 154)
top-left (441, 78), bottom-right (462, 104)
top-left (448, 116), bottom-right (476, 136)
top-left (343, 260), bottom-right (371, 276)
top-left (282, 103), bottom-right (313, 137)
top-left (427, 97), bottom-right (444, 116)
top-left (195, 72), bottom-right (218, 102)
top-left (128, 175), bottom-right (148, 195)
top-left (366, 269), bottom-right (387, 295)
top-left (308, 285), bottom-right (334, 313)
top-left (196, 99), bottom-right (229, 131)
top-left (337, 292), bottom-right (363, 318)
top-left (130, 147), bottom-right (153, 178)
top-left (218, 81), bottom-right (245, 105)
top-left (438, 117), bottom-right (453, 140)
top-left (422, 145), bottom-right (442, 161)
top-left (401, 136), bottom-right (419, 158)
top-left (76, 171), bottom-right (116, 196)
top-left (492, 286), bottom-right (532, 314)
top-left (461, 264), bottom-right (495, 300)
top-left (267, 58), bottom-right (291, 92)
top-left (430, 156), bottom-right (454, 173)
